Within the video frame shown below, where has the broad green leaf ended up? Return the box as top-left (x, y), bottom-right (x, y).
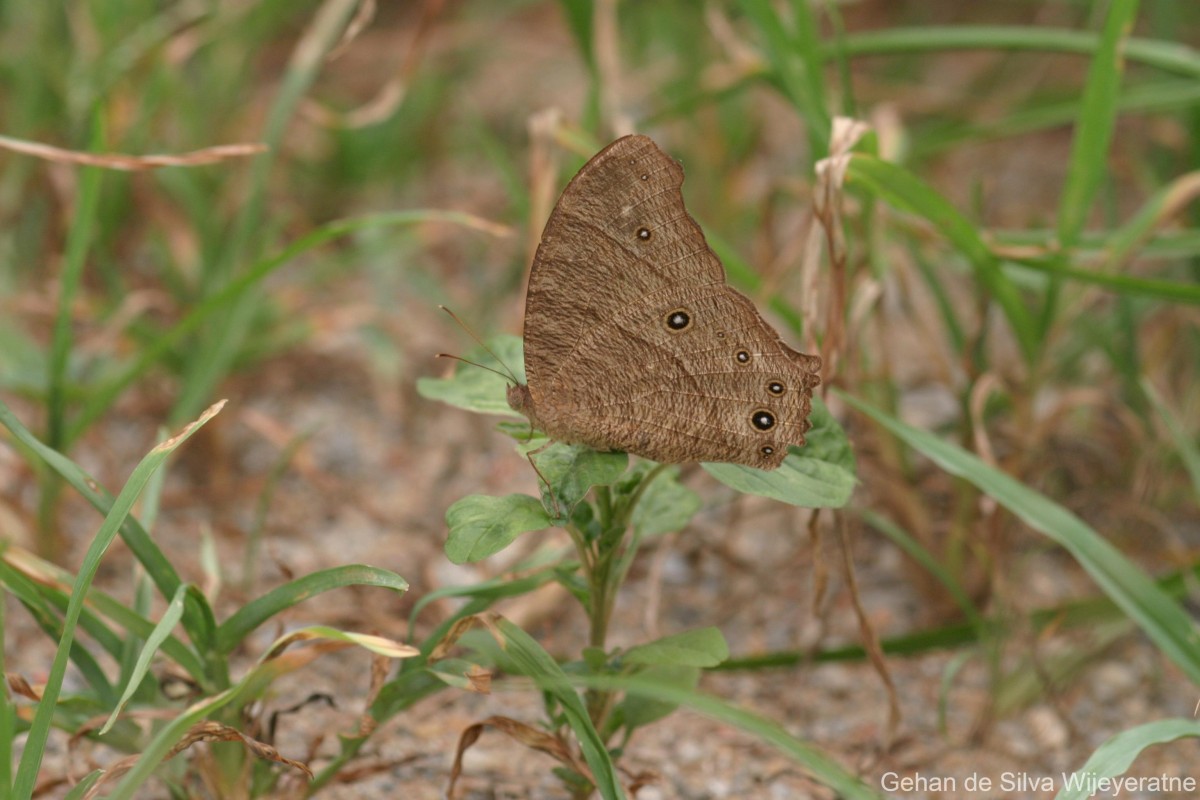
top-left (1055, 719), bottom-right (1200, 800)
top-left (531, 442), bottom-right (628, 517)
top-left (416, 334), bottom-right (525, 417)
top-left (631, 466), bottom-right (701, 537)
top-left (445, 494), bottom-right (551, 564)
top-left (703, 396), bottom-right (856, 508)
top-left (623, 627), bottom-right (729, 668)
top-left (840, 390), bottom-right (1200, 685)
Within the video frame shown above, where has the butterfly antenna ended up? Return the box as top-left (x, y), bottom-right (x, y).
top-left (438, 304), bottom-right (519, 384)
top-left (435, 353), bottom-right (514, 382)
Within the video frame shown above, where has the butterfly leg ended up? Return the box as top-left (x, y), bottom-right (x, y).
top-left (523, 443), bottom-right (563, 519)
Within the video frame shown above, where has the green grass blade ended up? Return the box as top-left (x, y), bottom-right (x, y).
top-left (834, 26), bottom-right (1200, 79)
top-left (839, 390), bottom-right (1200, 685)
top-left (1055, 719), bottom-right (1200, 800)
top-left (490, 618), bottom-right (625, 799)
top-left (12, 401), bottom-right (225, 799)
top-left (847, 155), bottom-right (1039, 363)
top-left (1006, 257), bottom-right (1200, 305)
top-left (1, 552), bottom-right (208, 680)
top-left (859, 509), bottom-right (985, 632)
top-left (0, 570), bottom-right (12, 797)
top-left (215, 564), bottom-right (408, 654)
top-left (739, 0), bottom-right (831, 157)
top-left (0, 560), bottom-right (116, 701)
top-left (99, 582), bottom-right (189, 735)
top-left (584, 673), bottom-right (883, 799)
top-left (1055, 0), bottom-right (1138, 279)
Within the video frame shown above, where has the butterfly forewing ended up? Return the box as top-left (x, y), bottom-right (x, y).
top-left (524, 136), bottom-right (724, 390)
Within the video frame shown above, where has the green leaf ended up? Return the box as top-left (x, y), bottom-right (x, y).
top-left (839, 389), bottom-right (1200, 685)
top-left (616, 665), bottom-right (700, 732)
top-left (416, 334), bottom-right (525, 417)
top-left (1055, 719), bottom-right (1200, 800)
top-left (623, 627), bottom-right (729, 668)
top-left (703, 396), bottom-right (856, 507)
top-left (631, 466), bottom-right (701, 537)
top-left (445, 494), bottom-right (551, 564)
top-left (531, 442), bottom-right (628, 516)
top-left (586, 673), bottom-right (883, 799)
top-left (408, 567), bottom-right (561, 634)
top-left (216, 565), bottom-right (409, 654)
top-left (1056, 0), bottom-right (1139, 249)
top-left (99, 582), bottom-right (191, 735)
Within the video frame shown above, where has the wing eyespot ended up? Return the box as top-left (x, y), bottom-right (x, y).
top-left (751, 410), bottom-right (776, 431)
top-left (636, 227), bottom-right (652, 241)
top-left (665, 309), bottom-right (691, 332)
top-left (735, 349), bottom-right (751, 365)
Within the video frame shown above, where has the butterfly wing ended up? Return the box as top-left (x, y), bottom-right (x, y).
top-left (518, 135), bottom-right (821, 469)
top-left (522, 135), bottom-right (725, 391)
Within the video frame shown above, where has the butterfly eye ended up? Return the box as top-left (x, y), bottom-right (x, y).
top-left (760, 445), bottom-right (775, 457)
top-left (751, 410), bottom-right (776, 431)
top-left (767, 381), bottom-right (785, 395)
top-left (735, 350), bottom-right (751, 364)
top-left (636, 227), bottom-right (652, 241)
top-left (664, 309), bottom-right (691, 331)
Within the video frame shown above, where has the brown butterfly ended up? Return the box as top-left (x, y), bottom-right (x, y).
top-left (507, 135), bottom-right (820, 470)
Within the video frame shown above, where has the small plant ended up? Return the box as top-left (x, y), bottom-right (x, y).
top-left (416, 334), bottom-right (858, 798)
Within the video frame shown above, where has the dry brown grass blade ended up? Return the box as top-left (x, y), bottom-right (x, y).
top-left (812, 117), bottom-right (870, 386)
top-left (6, 672), bottom-right (40, 701)
top-left (838, 511), bottom-right (901, 751)
top-left (446, 715), bottom-right (592, 798)
top-left (308, 0), bottom-right (449, 127)
top-left (0, 134), bottom-right (266, 171)
top-left (464, 664), bottom-right (492, 694)
top-left (347, 653), bottom-right (392, 738)
top-left (429, 611), bottom-right (503, 661)
top-left (81, 720), bottom-right (313, 800)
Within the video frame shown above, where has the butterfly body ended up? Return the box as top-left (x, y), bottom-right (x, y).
top-left (510, 135), bottom-right (820, 470)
